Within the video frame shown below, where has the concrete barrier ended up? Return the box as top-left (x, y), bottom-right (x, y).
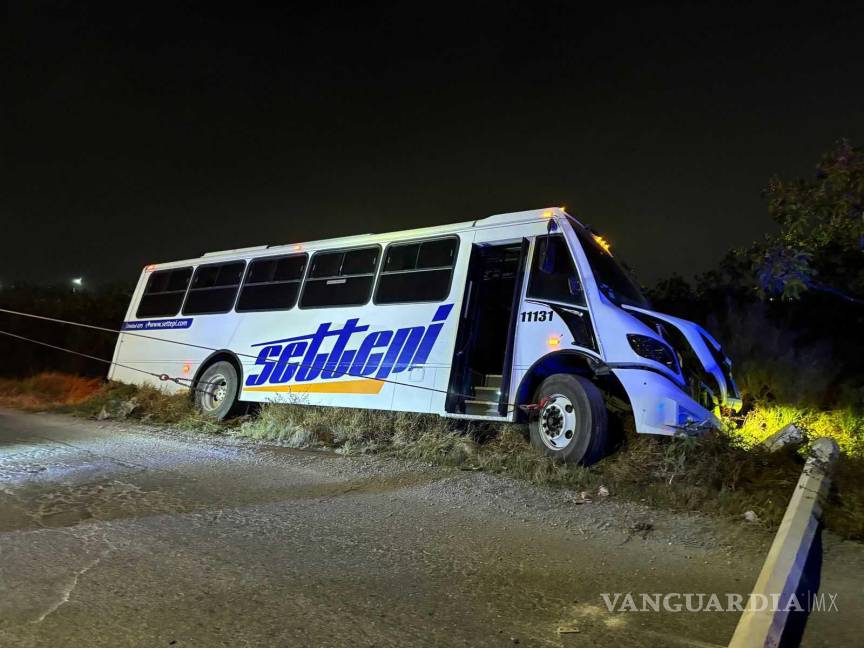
top-left (728, 437), bottom-right (839, 648)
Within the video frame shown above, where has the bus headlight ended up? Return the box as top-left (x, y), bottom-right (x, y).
top-left (626, 334), bottom-right (678, 372)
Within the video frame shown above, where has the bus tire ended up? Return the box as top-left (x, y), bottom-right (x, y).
top-left (194, 360), bottom-right (241, 421)
top-left (529, 374), bottom-right (608, 465)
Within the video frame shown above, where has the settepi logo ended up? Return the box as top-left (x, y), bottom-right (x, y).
top-left (245, 304), bottom-right (453, 387)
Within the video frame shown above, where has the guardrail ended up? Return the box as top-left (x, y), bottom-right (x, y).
top-left (727, 437), bottom-right (839, 648)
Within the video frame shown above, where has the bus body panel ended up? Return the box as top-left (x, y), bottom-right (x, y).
top-left (109, 268), bottom-right (223, 393)
top-left (612, 368), bottom-right (721, 435)
top-left (110, 207), bottom-right (739, 437)
top-left (512, 233), bottom-right (602, 375)
top-left (232, 301), bottom-right (457, 413)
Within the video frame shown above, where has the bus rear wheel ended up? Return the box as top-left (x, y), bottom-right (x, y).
top-left (529, 374), bottom-right (608, 465)
top-left (194, 361), bottom-right (241, 421)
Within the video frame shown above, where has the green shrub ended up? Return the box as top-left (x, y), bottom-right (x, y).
top-left (727, 403), bottom-right (864, 458)
top-left (706, 302), bottom-right (842, 408)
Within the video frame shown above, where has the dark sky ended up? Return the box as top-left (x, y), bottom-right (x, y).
top-left (5, 1), bottom-right (864, 286)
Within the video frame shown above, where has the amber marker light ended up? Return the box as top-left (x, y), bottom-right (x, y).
top-left (593, 234), bottom-right (612, 254)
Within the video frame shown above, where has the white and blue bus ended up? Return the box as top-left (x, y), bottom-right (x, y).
top-left (110, 207), bottom-right (741, 464)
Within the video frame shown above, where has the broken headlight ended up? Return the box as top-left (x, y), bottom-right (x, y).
top-left (626, 334), bottom-right (679, 372)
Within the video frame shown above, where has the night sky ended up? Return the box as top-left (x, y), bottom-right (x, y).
top-left (5, 1), bottom-right (864, 287)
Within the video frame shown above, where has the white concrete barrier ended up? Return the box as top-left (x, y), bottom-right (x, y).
top-left (728, 437), bottom-right (839, 648)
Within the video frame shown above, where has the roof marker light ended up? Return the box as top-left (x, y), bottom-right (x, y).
top-left (593, 234), bottom-right (612, 255)
top-left (542, 209), bottom-right (555, 218)
top-left (145, 264), bottom-right (157, 272)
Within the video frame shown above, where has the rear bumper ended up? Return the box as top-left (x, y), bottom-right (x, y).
top-left (611, 367), bottom-right (721, 436)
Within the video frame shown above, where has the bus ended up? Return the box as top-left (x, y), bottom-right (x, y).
top-left (109, 207), bottom-right (741, 464)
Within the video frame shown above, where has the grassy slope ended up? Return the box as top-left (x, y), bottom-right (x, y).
top-left (1, 373), bottom-right (862, 541)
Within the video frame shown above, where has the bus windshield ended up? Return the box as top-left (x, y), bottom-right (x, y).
top-left (571, 223), bottom-right (650, 309)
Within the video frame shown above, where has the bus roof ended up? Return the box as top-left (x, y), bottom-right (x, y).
top-left (152, 207), bottom-right (579, 268)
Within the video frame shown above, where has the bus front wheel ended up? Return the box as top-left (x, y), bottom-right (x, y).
top-left (194, 361), bottom-right (241, 420)
top-left (529, 374), bottom-right (608, 465)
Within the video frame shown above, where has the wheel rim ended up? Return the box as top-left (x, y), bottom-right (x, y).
top-left (538, 393), bottom-right (578, 451)
top-left (201, 372), bottom-right (230, 413)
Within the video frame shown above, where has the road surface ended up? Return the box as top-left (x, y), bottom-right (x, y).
top-left (0, 409), bottom-right (861, 647)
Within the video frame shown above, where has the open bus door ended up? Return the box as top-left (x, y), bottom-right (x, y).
top-left (446, 238), bottom-right (529, 418)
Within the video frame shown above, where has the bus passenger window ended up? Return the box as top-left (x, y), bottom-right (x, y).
top-left (527, 235), bottom-right (585, 307)
top-left (136, 267), bottom-right (192, 318)
top-left (182, 261), bottom-right (246, 315)
top-left (300, 246), bottom-right (380, 308)
top-left (375, 237), bottom-right (458, 304)
top-left (236, 254), bottom-right (307, 312)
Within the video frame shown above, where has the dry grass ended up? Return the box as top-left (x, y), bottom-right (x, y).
top-left (70, 380), bottom-right (225, 432)
top-left (236, 400), bottom-right (601, 490)
top-left (0, 373), bottom-right (220, 432)
top-left (0, 372), bottom-right (103, 409)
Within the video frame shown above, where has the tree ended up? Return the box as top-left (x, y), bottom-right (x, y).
top-left (758, 140), bottom-right (864, 302)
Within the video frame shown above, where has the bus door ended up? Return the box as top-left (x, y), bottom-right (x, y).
top-left (445, 235), bottom-right (529, 418)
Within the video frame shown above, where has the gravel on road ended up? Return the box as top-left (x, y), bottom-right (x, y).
top-left (0, 409), bottom-right (861, 647)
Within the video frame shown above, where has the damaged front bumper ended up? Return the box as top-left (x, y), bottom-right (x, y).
top-left (611, 367), bottom-right (721, 436)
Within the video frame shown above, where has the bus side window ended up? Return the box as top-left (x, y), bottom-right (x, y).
top-left (375, 237), bottom-right (458, 304)
top-left (300, 246), bottom-right (380, 308)
top-left (236, 254), bottom-right (308, 312)
top-left (182, 261), bottom-right (246, 315)
top-left (527, 235), bottom-right (585, 307)
top-left (136, 267), bottom-right (193, 318)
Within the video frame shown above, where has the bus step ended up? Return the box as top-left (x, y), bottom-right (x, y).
top-left (483, 374), bottom-right (503, 389)
top-left (473, 386), bottom-right (500, 402)
top-left (465, 400), bottom-right (501, 416)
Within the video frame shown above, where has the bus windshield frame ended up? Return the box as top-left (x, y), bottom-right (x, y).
top-left (567, 218), bottom-right (650, 309)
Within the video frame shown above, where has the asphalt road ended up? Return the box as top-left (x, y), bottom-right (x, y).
top-left (0, 409), bottom-right (861, 647)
